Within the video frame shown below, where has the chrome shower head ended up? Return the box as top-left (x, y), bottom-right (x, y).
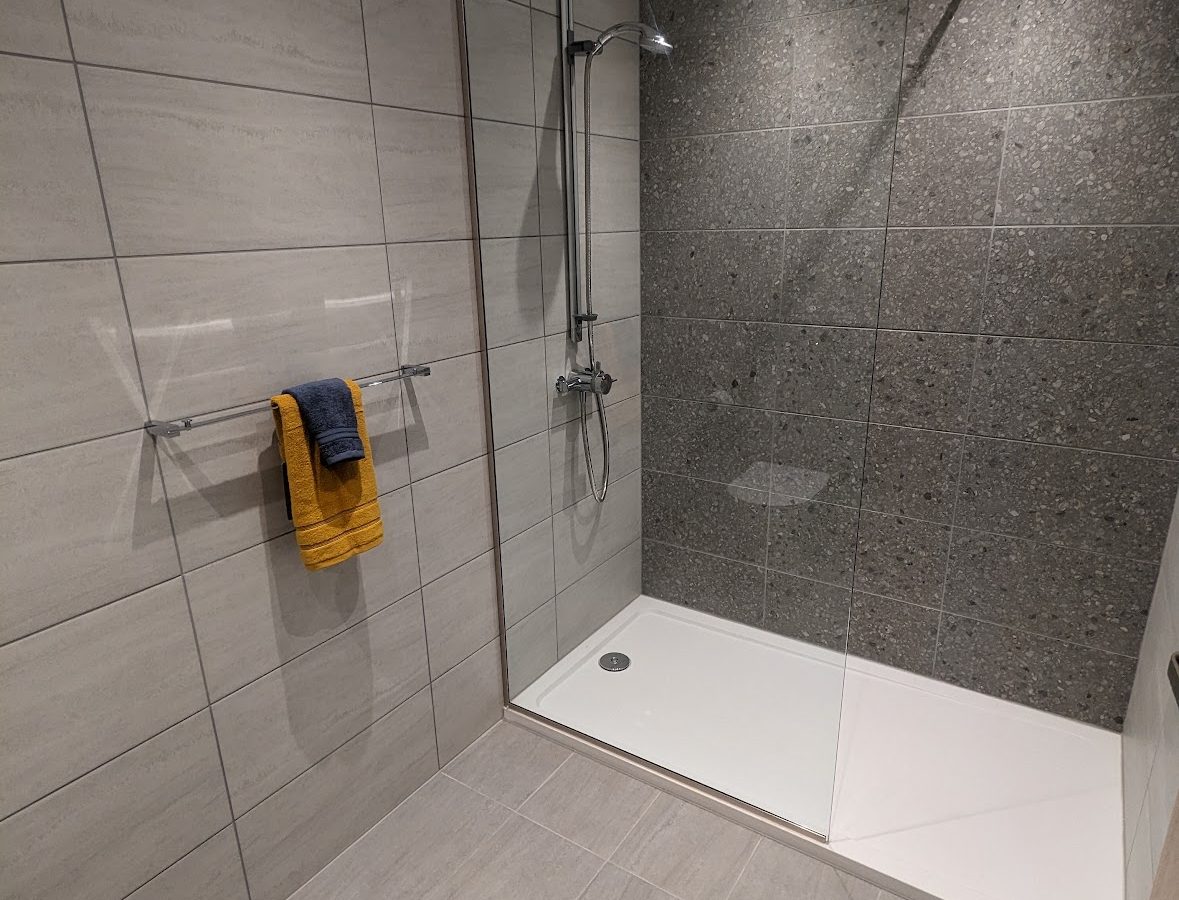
top-left (639, 30), bottom-right (673, 56)
top-left (590, 21), bottom-right (672, 57)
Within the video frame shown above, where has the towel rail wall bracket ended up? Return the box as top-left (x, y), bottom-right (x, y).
top-left (144, 364), bottom-right (432, 438)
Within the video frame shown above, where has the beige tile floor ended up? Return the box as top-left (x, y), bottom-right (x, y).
top-left (293, 721), bottom-right (905, 900)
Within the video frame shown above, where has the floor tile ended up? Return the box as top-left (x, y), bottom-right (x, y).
top-left (729, 838), bottom-right (891, 900)
top-left (290, 774), bottom-right (508, 900)
top-left (580, 865), bottom-right (679, 900)
top-left (428, 813), bottom-right (603, 900)
top-left (444, 722), bottom-right (570, 808)
top-left (611, 794), bottom-right (759, 900)
top-left (520, 755), bottom-right (660, 858)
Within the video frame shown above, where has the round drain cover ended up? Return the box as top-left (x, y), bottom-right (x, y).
top-left (599, 652), bottom-right (630, 672)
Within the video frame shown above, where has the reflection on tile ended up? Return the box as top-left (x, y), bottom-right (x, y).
top-left (934, 615), bottom-right (1135, 729)
top-left (488, 337), bottom-right (549, 448)
top-left (66, 0), bottom-right (370, 100)
top-left (785, 121), bottom-right (894, 227)
top-left (502, 518), bottom-right (556, 627)
top-left (767, 499), bottom-right (859, 587)
top-left (495, 432), bottom-right (552, 541)
top-left (945, 529), bottom-right (1153, 656)
top-left (1, 431), bottom-right (179, 644)
top-left (889, 111), bottom-right (1006, 226)
top-left (465, 0), bottom-right (535, 125)
top-left (531, 9), bottom-right (562, 129)
top-left (644, 471), bottom-right (768, 566)
top-left (554, 468), bottom-right (641, 590)
top-left (643, 540), bottom-right (765, 628)
top-left (288, 770), bottom-right (508, 900)
top-left (389, 240), bottom-right (479, 364)
top-left (0, 260), bottom-right (143, 458)
top-left (557, 540), bottom-right (641, 654)
top-left (236, 690), bottom-right (437, 900)
top-left (0, 0), bottom-right (69, 57)
top-left (997, 98), bottom-right (1179, 225)
top-left (764, 570), bottom-right (851, 652)
top-left (521, 753), bottom-right (657, 857)
top-left (861, 425), bottom-right (962, 524)
top-left (879, 228), bottom-right (989, 332)
top-left (404, 353), bottom-right (488, 481)
top-left (772, 325), bottom-right (875, 420)
top-left (0, 56), bottom-right (109, 261)
top-left (423, 551), bottom-right (499, 678)
top-left (771, 413), bottom-right (867, 507)
top-left (127, 827), bottom-right (248, 900)
top-left (1011, 0), bottom-right (1179, 105)
top-left (855, 511), bottom-right (950, 606)
top-left (413, 456), bottom-right (494, 583)
top-left (376, 105), bottom-right (472, 242)
top-left (83, 67), bottom-right (383, 255)
top-left (641, 131), bottom-right (789, 230)
top-left (482, 237), bottom-right (545, 348)
top-left (642, 396), bottom-right (774, 491)
top-left (364, 0), bottom-right (463, 113)
top-left (0, 579), bottom-right (205, 819)
top-left (474, 120), bottom-right (541, 239)
top-left (612, 793), bottom-right (759, 900)
top-left (870, 331), bottom-right (976, 432)
top-left (793, 2), bottom-right (905, 125)
top-left (213, 592), bottom-right (429, 815)
top-left (583, 233), bottom-right (641, 325)
top-left (185, 488), bottom-right (420, 700)
top-left (640, 21), bottom-right (792, 139)
top-left (957, 437), bottom-right (1179, 559)
top-left (445, 721), bottom-right (570, 809)
top-left (432, 811), bottom-right (602, 899)
top-left (969, 336), bottom-right (1179, 459)
top-left (899, 0), bottom-right (1021, 115)
top-left (122, 245), bottom-right (395, 420)
top-left (984, 227), bottom-right (1179, 344)
top-left (780, 229), bottom-right (884, 327)
top-left (0, 712), bottom-right (229, 900)
top-left (432, 639), bottom-right (504, 765)
top-left (584, 134), bottom-right (640, 232)
top-left (641, 230), bottom-right (782, 321)
top-left (847, 593), bottom-right (938, 675)
top-left (551, 393), bottom-right (641, 510)
top-left (642, 317), bottom-right (775, 409)
top-left (507, 598), bottom-right (557, 696)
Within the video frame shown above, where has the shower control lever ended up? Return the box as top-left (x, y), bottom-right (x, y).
top-left (556, 364), bottom-right (615, 397)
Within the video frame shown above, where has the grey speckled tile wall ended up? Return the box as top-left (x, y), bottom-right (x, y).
top-left (639, 0), bottom-right (1179, 729)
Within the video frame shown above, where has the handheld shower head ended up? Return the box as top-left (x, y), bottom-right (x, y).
top-left (589, 21), bottom-right (672, 57)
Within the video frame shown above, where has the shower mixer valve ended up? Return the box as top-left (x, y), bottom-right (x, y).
top-left (555, 364), bottom-right (615, 397)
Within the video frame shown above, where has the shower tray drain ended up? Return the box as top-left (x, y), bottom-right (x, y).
top-left (599, 652), bottom-right (630, 672)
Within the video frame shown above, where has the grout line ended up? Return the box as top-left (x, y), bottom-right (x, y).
top-left (643, 312), bottom-right (1179, 351)
top-left (721, 836), bottom-right (763, 900)
top-left (516, 753), bottom-right (573, 810)
top-left (636, 223), bottom-right (1179, 233)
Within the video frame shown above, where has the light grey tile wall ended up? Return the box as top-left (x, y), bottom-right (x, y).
top-left (469, 0), bottom-right (644, 699)
top-left (640, 0), bottom-right (1179, 729)
top-left (0, 3), bottom-right (502, 898)
top-left (1123, 489), bottom-right (1179, 899)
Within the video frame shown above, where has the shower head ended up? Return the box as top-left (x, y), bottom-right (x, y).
top-left (639, 31), bottom-right (673, 56)
top-left (590, 21), bottom-right (672, 57)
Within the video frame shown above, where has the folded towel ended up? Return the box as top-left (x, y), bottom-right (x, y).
top-left (271, 379), bottom-right (383, 571)
top-left (283, 377), bottom-right (365, 467)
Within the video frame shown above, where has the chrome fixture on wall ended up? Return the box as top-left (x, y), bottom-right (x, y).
top-left (559, 7), bottom-right (671, 502)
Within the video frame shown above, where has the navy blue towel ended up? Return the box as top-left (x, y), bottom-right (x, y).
top-left (283, 378), bottom-right (366, 467)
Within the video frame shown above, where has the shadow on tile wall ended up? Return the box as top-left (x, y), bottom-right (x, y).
top-left (0, 2), bottom-right (501, 899)
top-left (639, 0), bottom-right (1179, 730)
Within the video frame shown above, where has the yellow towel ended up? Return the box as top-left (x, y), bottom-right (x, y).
top-left (271, 379), bottom-right (383, 571)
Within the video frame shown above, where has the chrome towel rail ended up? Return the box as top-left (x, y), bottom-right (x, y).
top-left (144, 364), bottom-right (432, 438)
